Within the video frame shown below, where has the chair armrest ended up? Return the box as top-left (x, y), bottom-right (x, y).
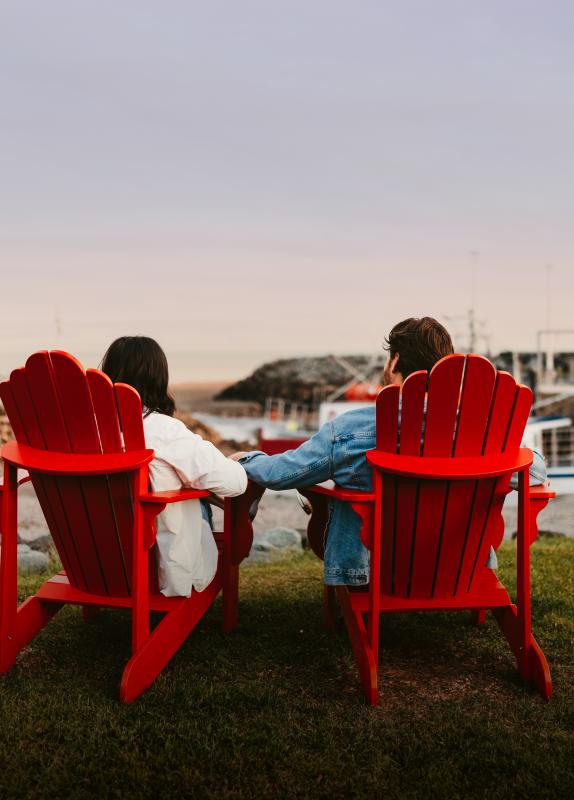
top-left (1, 441), bottom-right (154, 475)
top-left (367, 447), bottom-right (533, 480)
top-left (225, 481), bottom-right (265, 565)
top-left (528, 482), bottom-right (555, 543)
top-left (303, 482), bottom-right (375, 503)
top-left (529, 483), bottom-right (556, 500)
top-left (140, 488), bottom-right (212, 504)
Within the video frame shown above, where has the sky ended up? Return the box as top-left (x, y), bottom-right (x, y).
top-left (1, 1), bottom-right (574, 381)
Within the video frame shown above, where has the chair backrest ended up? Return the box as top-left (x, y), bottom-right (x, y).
top-left (0, 351), bottom-right (147, 597)
top-left (374, 353), bottom-right (532, 600)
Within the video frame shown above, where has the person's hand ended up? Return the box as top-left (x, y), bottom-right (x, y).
top-left (229, 451), bottom-right (249, 461)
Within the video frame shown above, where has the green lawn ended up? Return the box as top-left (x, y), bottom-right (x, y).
top-left (1, 538), bottom-right (573, 800)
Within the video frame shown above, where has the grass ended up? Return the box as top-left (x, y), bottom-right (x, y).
top-left (0, 538), bottom-right (573, 800)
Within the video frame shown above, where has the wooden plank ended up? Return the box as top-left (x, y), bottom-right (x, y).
top-left (26, 353), bottom-right (109, 595)
top-left (51, 353), bottom-right (132, 596)
top-left (423, 355), bottom-right (465, 457)
top-left (375, 384), bottom-right (400, 451)
top-left (409, 356), bottom-right (464, 597)
top-left (454, 355), bottom-right (496, 456)
top-left (115, 384), bottom-right (146, 450)
top-left (7, 366), bottom-right (86, 588)
top-left (86, 370), bottom-right (123, 452)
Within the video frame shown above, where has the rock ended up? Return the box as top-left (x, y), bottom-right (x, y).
top-left (265, 527), bottom-right (302, 549)
top-left (252, 540), bottom-right (273, 552)
top-left (16, 543), bottom-right (50, 574)
top-left (29, 534), bottom-right (56, 554)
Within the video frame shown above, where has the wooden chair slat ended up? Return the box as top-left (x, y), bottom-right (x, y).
top-left (465, 489), bottom-right (506, 593)
top-left (454, 479), bottom-right (496, 594)
top-left (24, 352), bottom-right (71, 451)
top-left (422, 355), bottom-right (465, 456)
top-left (454, 355), bottom-right (497, 456)
top-left (505, 385), bottom-right (533, 452)
top-left (483, 372), bottom-right (518, 454)
top-left (6, 367), bottom-right (88, 589)
top-left (432, 481), bottom-right (476, 596)
top-left (115, 384), bottom-right (146, 450)
top-left (410, 480), bottom-right (448, 597)
top-left (380, 476), bottom-right (396, 594)
top-left (87, 370), bottom-right (123, 453)
top-left (399, 371), bottom-right (427, 456)
top-left (375, 384), bottom-right (399, 452)
top-left (49, 351), bottom-right (101, 454)
top-left (391, 478), bottom-right (418, 596)
top-left (8, 368), bottom-right (46, 448)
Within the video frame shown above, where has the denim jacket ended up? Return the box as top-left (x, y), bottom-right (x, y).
top-left (241, 406), bottom-right (547, 585)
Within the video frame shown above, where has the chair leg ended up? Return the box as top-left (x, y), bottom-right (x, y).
top-left (337, 587), bottom-right (378, 705)
top-left (472, 609), bottom-right (487, 626)
top-left (120, 571), bottom-right (222, 703)
top-left (1, 596), bottom-right (62, 672)
top-left (493, 606), bottom-right (552, 699)
top-left (323, 585), bottom-right (337, 631)
top-left (222, 563), bottom-right (239, 634)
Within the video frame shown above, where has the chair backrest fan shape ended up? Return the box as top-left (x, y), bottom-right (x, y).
top-left (375, 354), bottom-right (532, 601)
top-left (0, 351), bottom-right (145, 597)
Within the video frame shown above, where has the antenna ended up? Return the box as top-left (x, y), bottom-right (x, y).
top-left (469, 250), bottom-right (479, 352)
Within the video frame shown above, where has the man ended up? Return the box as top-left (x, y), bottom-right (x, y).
top-left (232, 317), bottom-right (546, 585)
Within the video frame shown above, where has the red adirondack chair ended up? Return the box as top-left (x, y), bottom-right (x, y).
top-left (0, 351), bottom-right (258, 702)
top-left (301, 354), bottom-right (555, 705)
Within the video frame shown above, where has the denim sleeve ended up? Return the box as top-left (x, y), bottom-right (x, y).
top-left (240, 422), bottom-right (334, 489)
top-left (510, 447), bottom-right (547, 490)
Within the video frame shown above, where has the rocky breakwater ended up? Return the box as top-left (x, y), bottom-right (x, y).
top-left (216, 354), bottom-right (374, 406)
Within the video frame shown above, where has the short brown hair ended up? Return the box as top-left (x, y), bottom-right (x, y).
top-left (384, 317), bottom-right (454, 378)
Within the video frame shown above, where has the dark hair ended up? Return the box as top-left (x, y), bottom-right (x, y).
top-left (384, 317), bottom-right (454, 378)
top-left (100, 336), bottom-right (175, 417)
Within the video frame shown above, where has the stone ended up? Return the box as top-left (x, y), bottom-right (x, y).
top-left (265, 527), bottom-right (302, 549)
top-left (16, 543), bottom-right (50, 574)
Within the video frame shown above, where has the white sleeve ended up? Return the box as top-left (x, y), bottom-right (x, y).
top-left (152, 424), bottom-right (247, 496)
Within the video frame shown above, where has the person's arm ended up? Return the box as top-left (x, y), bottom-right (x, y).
top-left (154, 426), bottom-right (247, 496)
top-left (239, 422), bottom-right (334, 490)
top-left (510, 446), bottom-right (547, 489)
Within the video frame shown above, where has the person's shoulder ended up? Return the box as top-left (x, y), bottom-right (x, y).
top-left (330, 405), bottom-right (376, 439)
top-left (143, 412), bottom-right (195, 440)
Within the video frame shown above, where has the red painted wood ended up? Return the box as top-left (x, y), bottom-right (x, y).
top-left (423, 355), bottom-right (465, 456)
top-left (2, 442), bottom-right (153, 474)
top-left (505, 386), bottom-right (533, 452)
top-left (115, 383), bottom-right (146, 449)
top-left (6, 366), bottom-right (86, 589)
top-left (24, 352), bottom-right (71, 450)
top-left (376, 384), bottom-right (400, 451)
top-left (399, 371), bottom-right (427, 455)
top-left (303, 354), bottom-right (552, 703)
top-left (392, 477), bottom-right (418, 597)
top-left (454, 355), bottom-right (497, 456)
top-left (86, 370), bottom-right (123, 453)
top-left (482, 372), bottom-right (518, 454)
top-left (366, 448), bottom-right (532, 479)
top-left (0, 349), bottom-right (255, 702)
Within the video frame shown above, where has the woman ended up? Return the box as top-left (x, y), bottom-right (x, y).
top-left (101, 336), bottom-right (247, 597)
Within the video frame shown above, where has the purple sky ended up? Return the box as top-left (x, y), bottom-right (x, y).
top-left (2, 1), bottom-right (573, 381)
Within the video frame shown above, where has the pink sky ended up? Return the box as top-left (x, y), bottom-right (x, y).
top-left (2, 2), bottom-right (573, 380)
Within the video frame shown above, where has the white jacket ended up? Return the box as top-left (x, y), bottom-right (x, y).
top-left (143, 412), bottom-right (247, 597)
